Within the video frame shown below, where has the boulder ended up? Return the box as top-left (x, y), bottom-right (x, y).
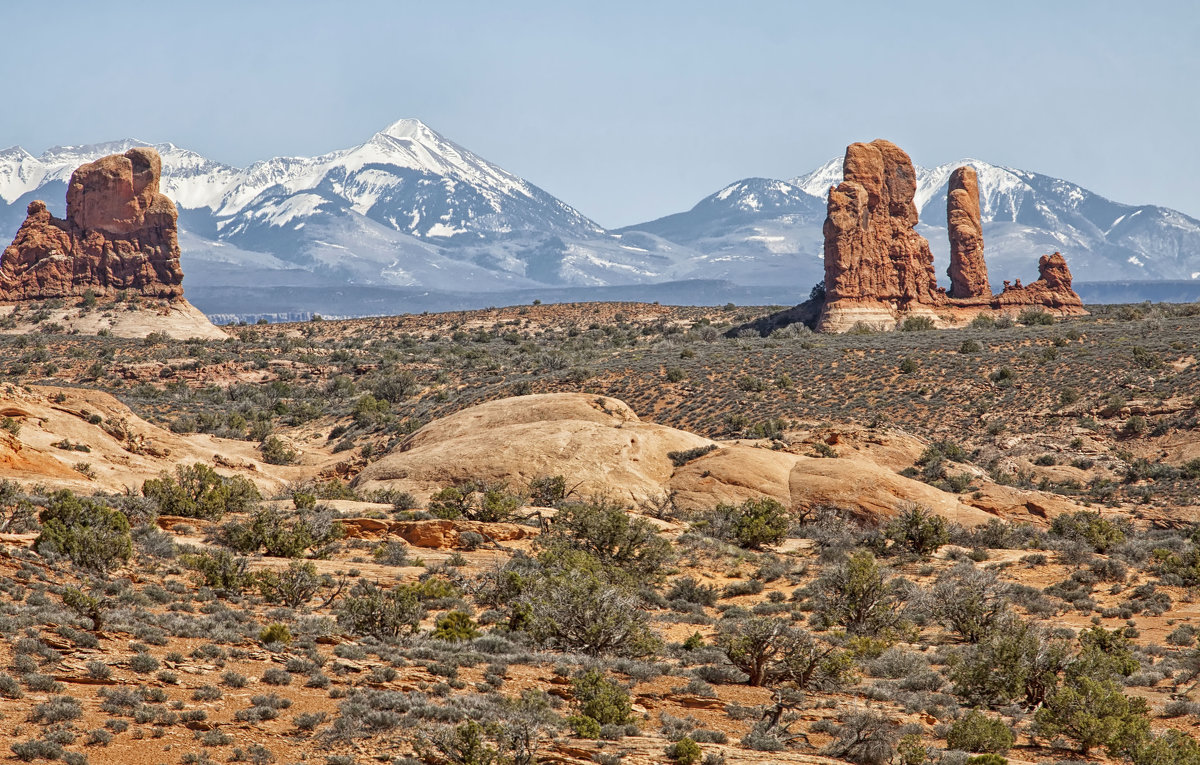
top-left (338, 518), bottom-right (537, 549)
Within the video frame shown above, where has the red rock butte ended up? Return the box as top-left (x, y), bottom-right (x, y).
top-left (816, 139), bottom-right (1085, 332)
top-left (0, 147), bottom-right (184, 302)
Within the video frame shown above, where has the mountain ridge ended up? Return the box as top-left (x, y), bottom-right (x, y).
top-left (4, 123), bottom-right (1200, 318)
top-left (625, 154), bottom-right (1200, 291)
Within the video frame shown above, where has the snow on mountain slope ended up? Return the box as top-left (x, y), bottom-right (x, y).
top-left (619, 178), bottom-right (827, 288)
top-left (909, 160), bottom-right (1200, 281)
top-left (621, 155), bottom-right (1200, 286)
top-left (0, 120), bottom-right (690, 293)
top-left (791, 157), bottom-right (844, 199)
top-left (5, 123), bottom-right (1200, 315)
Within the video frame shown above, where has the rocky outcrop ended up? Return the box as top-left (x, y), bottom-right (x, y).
top-left (816, 140), bottom-right (1086, 331)
top-left (0, 148), bottom-right (184, 301)
top-left (822, 140), bottom-right (940, 307)
top-left (352, 392), bottom-right (715, 503)
top-left (351, 392), bottom-right (1084, 528)
top-left (992, 253), bottom-right (1085, 311)
top-left (946, 166), bottom-right (989, 298)
top-left (337, 518), bottom-right (537, 549)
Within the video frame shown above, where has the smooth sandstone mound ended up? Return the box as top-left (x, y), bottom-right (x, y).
top-left (816, 140), bottom-right (1086, 332)
top-left (353, 392), bottom-right (1087, 527)
top-left (0, 298), bottom-right (226, 340)
top-left (353, 393), bottom-right (716, 500)
top-left (0, 385), bottom-right (306, 495)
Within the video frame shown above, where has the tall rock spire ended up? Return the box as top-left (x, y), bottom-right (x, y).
top-left (946, 166), bottom-right (990, 298)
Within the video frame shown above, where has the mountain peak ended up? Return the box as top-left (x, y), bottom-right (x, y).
top-left (790, 157), bottom-right (844, 197)
top-left (0, 146), bottom-right (35, 165)
top-left (377, 118), bottom-right (438, 142)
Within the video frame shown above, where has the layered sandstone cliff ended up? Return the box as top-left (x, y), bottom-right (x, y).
top-left (0, 147), bottom-right (184, 301)
top-left (816, 140), bottom-right (1085, 332)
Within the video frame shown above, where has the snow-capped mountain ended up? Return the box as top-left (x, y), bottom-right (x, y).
top-left (619, 178), bottom-right (826, 288)
top-left (627, 155), bottom-right (1200, 291)
top-left (0, 119), bottom-right (696, 296)
top-left (907, 160), bottom-right (1200, 284)
top-left (4, 122), bottom-right (1200, 318)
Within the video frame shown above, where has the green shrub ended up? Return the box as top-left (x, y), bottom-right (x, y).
top-left (899, 315), bottom-right (935, 331)
top-left (337, 580), bottom-right (424, 639)
top-left (525, 569), bottom-right (658, 656)
top-left (950, 614), bottom-right (1070, 707)
top-left (965, 756), bottom-right (1008, 765)
top-left (259, 623), bottom-right (292, 645)
top-left (571, 669), bottom-right (635, 726)
top-left (970, 314), bottom-right (997, 329)
top-left (372, 541), bottom-right (411, 567)
top-left (1050, 511), bottom-right (1127, 552)
top-left (223, 505), bottom-right (343, 557)
top-left (1120, 415), bottom-right (1147, 439)
top-left (1018, 308), bottom-right (1054, 326)
top-left (260, 435), bottom-right (299, 465)
top-left (702, 497), bottom-right (790, 550)
top-left (567, 714), bottom-right (601, 738)
top-left (813, 551), bottom-right (908, 638)
top-left (371, 370), bottom-right (419, 402)
top-left (142, 463), bottom-right (260, 520)
top-left (730, 498), bottom-right (790, 549)
top-left (717, 616), bottom-right (853, 688)
top-left (528, 475), bottom-right (568, 507)
top-left (946, 710), bottom-right (1014, 753)
top-left (255, 560), bottom-right (331, 607)
top-left (1034, 674), bottom-right (1149, 756)
top-left (667, 576), bottom-right (719, 606)
top-left (989, 367), bottom-right (1015, 386)
top-left (666, 737), bottom-right (702, 764)
top-left (61, 587), bottom-right (104, 630)
top-left (429, 481), bottom-right (524, 522)
top-left (538, 499), bottom-right (674, 584)
top-left (1130, 729), bottom-right (1200, 765)
top-left (667, 444), bottom-right (718, 467)
top-left (884, 503), bottom-right (948, 557)
top-left (34, 491), bottom-right (131, 571)
top-left (181, 549), bottom-right (249, 594)
top-left (432, 611), bottom-right (480, 642)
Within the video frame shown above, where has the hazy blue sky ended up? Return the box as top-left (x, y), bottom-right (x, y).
top-left (2, 0), bottom-right (1198, 227)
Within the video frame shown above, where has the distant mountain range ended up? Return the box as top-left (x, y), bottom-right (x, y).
top-left (626, 156), bottom-right (1200, 293)
top-left (3, 121), bottom-right (1200, 319)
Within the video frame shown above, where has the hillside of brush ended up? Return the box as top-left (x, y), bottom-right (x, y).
top-left (3, 300), bottom-right (1200, 765)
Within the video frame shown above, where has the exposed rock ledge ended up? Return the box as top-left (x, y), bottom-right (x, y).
top-left (816, 139), bottom-right (1086, 332)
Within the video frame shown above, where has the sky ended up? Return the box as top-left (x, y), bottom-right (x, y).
top-left (2, 0), bottom-right (1198, 228)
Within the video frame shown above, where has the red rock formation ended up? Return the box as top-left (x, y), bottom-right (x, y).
top-left (822, 140), bottom-right (940, 307)
top-left (816, 140), bottom-right (1086, 331)
top-left (995, 253), bottom-right (1085, 310)
top-left (946, 166), bottom-right (990, 298)
top-left (0, 147), bottom-right (184, 302)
